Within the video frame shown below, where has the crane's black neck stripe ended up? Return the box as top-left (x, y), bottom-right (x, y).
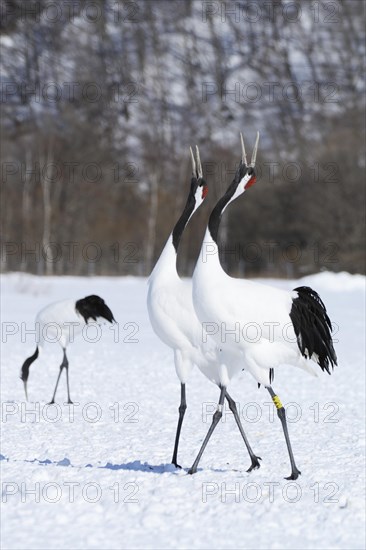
top-left (20, 346), bottom-right (39, 383)
top-left (208, 174), bottom-right (241, 244)
top-left (172, 178), bottom-right (197, 253)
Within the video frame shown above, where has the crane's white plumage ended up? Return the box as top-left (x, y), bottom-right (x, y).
top-left (36, 299), bottom-right (88, 349)
top-left (189, 132), bottom-right (337, 479)
top-left (147, 149), bottom-right (210, 466)
top-left (193, 237), bottom-right (318, 386)
top-left (20, 295), bottom-right (115, 403)
top-left (148, 266), bottom-right (207, 382)
top-left (147, 148), bottom-right (260, 470)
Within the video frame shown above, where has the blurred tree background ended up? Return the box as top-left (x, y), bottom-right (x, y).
top-left (1, 0), bottom-right (365, 277)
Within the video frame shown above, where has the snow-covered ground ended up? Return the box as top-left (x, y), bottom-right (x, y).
top-left (1, 272), bottom-right (365, 550)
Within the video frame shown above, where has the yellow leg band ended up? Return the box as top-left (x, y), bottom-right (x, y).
top-left (272, 395), bottom-right (283, 409)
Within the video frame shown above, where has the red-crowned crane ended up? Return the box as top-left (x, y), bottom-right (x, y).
top-left (189, 133), bottom-right (337, 479)
top-left (147, 147), bottom-right (261, 470)
top-left (20, 295), bottom-right (115, 404)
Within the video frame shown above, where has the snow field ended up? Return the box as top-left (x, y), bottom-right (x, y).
top-left (1, 272), bottom-right (365, 549)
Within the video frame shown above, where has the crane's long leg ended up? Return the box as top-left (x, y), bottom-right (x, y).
top-left (225, 391), bottom-right (261, 471)
top-left (267, 386), bottom-right (301, 480)
top-left (172, 383), bottom-right (187, 468)
top-left (188, 386), bottom-right (226, 475)
top-left (49, 348), bottom-right (71, 404)
top-left (64, 351), bottom-right (72, 404)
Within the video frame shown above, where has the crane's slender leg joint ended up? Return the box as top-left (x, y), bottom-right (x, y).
top-left (172, 383), bottom-right (187, 468)
top-left (48, 348), bottom-right (72, 405)
top-left (225, 391), bottom-right (261, 471)
top-left (267, 386), bottom-right (301, 480)
top-left (188, 386), bottom-right (226, 475)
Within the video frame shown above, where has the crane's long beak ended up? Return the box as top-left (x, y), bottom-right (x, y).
top-left (195, 145), bottom-right (203, 179)
top-left (190, 146), bottom-right (203, 179)
top-left (240, 132), bottom-right (248, 166)
top-left (250, 131), bottom-right (260, 167)
top-left (190, 146), bottom-right (196, 175)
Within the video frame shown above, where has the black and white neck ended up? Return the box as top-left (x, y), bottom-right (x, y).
top-left (200, 132), bottom-right (259, 269)
top-left (202, 165), bottom-right (255, 267)
top-left (208, 163), bottom-right (253, 245)
top-left (149, 147), bottom-right (208, 281)
top-left (172, 178), bottom-right (202, 253)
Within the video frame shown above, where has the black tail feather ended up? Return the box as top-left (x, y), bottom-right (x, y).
top-left (75, 295), bottom-right (115, 324)
top-left (20, 347), bottom-right (39, 383)
top-left (290, 286), bottom-right (337, 374)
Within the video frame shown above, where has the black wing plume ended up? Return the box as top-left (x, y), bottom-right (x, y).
top-left (290, 286), bottom-right (337, 374)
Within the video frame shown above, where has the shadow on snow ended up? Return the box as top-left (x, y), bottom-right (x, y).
top-left (0, 454), bottom-right (190, 474)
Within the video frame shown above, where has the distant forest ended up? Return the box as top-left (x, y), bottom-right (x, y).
top-left (1, 0), bottom-right (365, 277)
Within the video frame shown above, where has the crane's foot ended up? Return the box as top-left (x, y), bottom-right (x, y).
top-left (246, 456), bottom-right (262, 472)
top-left (172, 461), bottom-right (182, 469)
top-left (187, 466), bottom-right (197, 475)
top-left (285, 467), bottom-right (301, 480)
top-left (47, 400), bottom-right (55, 405)
top-left (67, 400), bottom-right (73, 405)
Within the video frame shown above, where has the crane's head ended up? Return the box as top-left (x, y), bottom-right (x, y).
top-left (75, 295), bottom-right (116, 324)
top-left (207, 132), bottom-right (260, 243)
top-left (171, 146), bottom-right (208, 253)
top-left (229, 131), bottom-right (259, 203)
top-left (189, 145), bottom-right (208, 210)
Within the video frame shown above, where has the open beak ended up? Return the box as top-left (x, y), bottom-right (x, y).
top-left (240, 131), bottom-right (260, 189)
top-left (195, 145), bottom-right (203, 178)
top-left (240, 131), bottom-right (260, 167)
top-left (189, 146), bottom-right (203, 179)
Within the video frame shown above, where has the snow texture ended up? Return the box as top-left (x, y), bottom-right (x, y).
top-left (1, 272), bottom-right (365, 550)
